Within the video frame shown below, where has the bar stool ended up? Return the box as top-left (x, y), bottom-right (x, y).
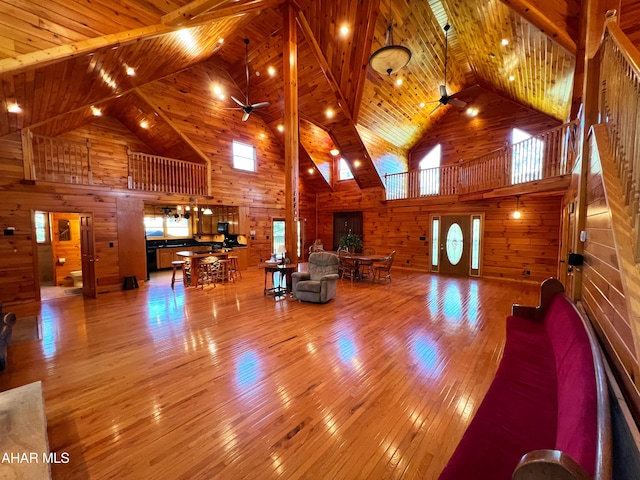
top-left (171, 260), bottom-right (185, 288)
top-left (198, 260), bottom-right (217, 289)
top-left (215, 259), bottom-right (233, 283)
top-left (227, 255), bottom-right (241, 280)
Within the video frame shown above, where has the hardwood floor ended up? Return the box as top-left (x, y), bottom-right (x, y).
top-left (1, 268), bottom-right (541, 479)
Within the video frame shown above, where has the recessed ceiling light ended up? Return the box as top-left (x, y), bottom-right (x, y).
top-left (509, 75), bottom-right (515, 82)
top-left (140, 120), bottom-right (149, 129)
top-left (90, 106), bottom-right (102, 116)
top-left (277, 124), bottom-right (284, 132)
top-left (340, 25), bottom-right (350, 36)
top-left (325, 108), bottom-right (334, 118)
top-left (330, 148), bottom-right (340, 156)
top-left (354, 160), bottom-right (361, 167)
top-left (396, 78), bottom-right (403, 86)
top-left (419, 102), bottom-right (425, 108)
top-left (7, 103), bottom-right (21, 113)
top-left (268, 66), bottom-right (276, 76)
top-left (126, 66), bottom-right (136, 76)
top-left (501, 38), bottom-right (509, 46)
top-left (218, 38), bottom-right (224, 44)
top-left (308, 168), bottom-right (315, 174)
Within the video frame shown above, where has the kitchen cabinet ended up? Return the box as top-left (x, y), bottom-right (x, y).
top-left (196, 206), bottom-right (241, 234)
top-left (232, 247), bottom-right (249, 270)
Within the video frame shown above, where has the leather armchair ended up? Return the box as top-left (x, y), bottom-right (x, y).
top-left (291, 252), bottom-right (339, 303)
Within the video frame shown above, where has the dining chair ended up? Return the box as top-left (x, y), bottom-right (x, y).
top-left (374, 250), bottom-right (396, 283)
top-left (338, 251), bottom-right (358, 282)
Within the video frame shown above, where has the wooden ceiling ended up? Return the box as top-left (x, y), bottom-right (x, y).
top-left (0, 0), bottom-right (581, 190)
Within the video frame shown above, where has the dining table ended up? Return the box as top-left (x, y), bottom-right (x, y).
top-left (176, 250), bottom-right (229, 287)
top-left (342, 253), bottom-right (388, 281)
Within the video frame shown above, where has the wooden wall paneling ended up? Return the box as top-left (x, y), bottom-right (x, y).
top-left (410, 86), bottom-right (561, 169)
top-left (116, 197), bottom-right (146, 283)
top-left (310, 186), bottom-right (561, 283)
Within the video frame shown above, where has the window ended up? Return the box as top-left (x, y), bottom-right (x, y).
top-left (511, 128), bottom-right (544, 184)
top-left (144, 215), bottom-right (190, 238)
top-left (431, 216), bottom-right (440, 271)
top-left (419, 144), bottom-right (441, 196)
top-left (272, 220), bottom-right (301, 256)
top-left (232, 140), bottom-right (256, 171)
top-left (338, 158), bottom-right (354, 180)
top-left (34, 211), bottom-right (49, 243)
top-left (470, 215), bottom-right (481, 276)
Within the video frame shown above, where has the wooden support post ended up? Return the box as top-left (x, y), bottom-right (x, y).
top-left (283, 1), bottom-right (299, 265)
top-left (20, 128), bottom-right (34, 181)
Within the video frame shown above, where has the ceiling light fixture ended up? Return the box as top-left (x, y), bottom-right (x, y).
top-left (325, 108), bottom-right (334, 118)
top-left (125, 66), bottom-right (136, 76)
top-left (330, 148), bottom-right (340, 156)
top-left (277, 124), bottom-right (284, 132)
top-left (369, 0), bottom-right (412, 75)
top-left (340, 25), bottom-right (350, 36)
top-left (7, 103), bottom-right (22, 113)
top-left (501, 38), bottom-right (509, 46)
top-left (90, 105), bottom-right (102, 116)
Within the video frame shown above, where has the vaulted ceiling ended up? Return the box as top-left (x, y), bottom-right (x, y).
top-left (0, 0), bottom-right (580, 190)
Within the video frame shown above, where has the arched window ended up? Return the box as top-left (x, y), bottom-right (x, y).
top-left (419, 144), bottom-right (441, 196)
top-left (511, 128), bottom-right (543, 184)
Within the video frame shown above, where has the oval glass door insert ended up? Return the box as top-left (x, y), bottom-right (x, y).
top-left (446, 223), bottom-right (464, 265)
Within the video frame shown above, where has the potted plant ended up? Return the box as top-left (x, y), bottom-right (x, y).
top-left (338, 233), bottom-right (363, 253)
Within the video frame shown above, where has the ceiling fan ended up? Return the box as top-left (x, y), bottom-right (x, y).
top-left (226, 38), bottom-right (269, 122)
top-left (428, 24), bottom-right (467, 114)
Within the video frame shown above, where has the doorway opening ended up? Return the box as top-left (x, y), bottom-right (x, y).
top-left (34, 211), bottom-right (96, 300)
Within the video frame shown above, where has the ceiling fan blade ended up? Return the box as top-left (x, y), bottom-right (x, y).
top-left (222, 107), bottom-right (243, 111)
top-left (231, 96), bottom-right (245, 107)
top-left (449, 98), bottom-right (467, 108)
top-left (439, 84), bottom-right (447, 97)
top-left (250, 101), bottom-right (269, 109)
top-left (244, 39), bottom-right (250, 105)
top-left (430, 103), bottom-right (442, 115)
top-left (242, 111), bottom-right (250, 122)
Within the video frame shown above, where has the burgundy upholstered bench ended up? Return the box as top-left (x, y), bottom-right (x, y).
top-left (439, 278), bottom-right (611, 480)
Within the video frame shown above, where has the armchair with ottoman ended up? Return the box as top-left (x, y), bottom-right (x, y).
top-left (291, 252), bottom-right (339, 303)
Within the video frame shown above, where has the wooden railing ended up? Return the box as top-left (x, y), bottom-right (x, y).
top-left (30, 134), bottom-right (93, 185)
top-left (127, 150), bottom-right (208, 196)
top-left (384, 120), bottom-right (578, 201)
top-left (599, 21), bottom-right (640, 261)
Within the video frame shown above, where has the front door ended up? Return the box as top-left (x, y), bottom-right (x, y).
top-left (439, 215), bottom-right (471, 276)
top-left (80, 214), bottom-right (97, 298)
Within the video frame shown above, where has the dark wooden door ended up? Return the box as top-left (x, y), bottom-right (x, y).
top-left (333, 212), bottom-right (363, 251)
top-left (439, 215), bottom-right (470, 276)
top-left (80, 214), bottom-right (97, 298)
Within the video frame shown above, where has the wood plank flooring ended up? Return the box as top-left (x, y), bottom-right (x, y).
top-left (0, 268), bottom-right (540, 479)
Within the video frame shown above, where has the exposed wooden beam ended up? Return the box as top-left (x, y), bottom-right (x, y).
top-left (134, 88), bottom-right (213, 196)
top-left (499, 0), bottom-right (577, 54)
top-left (0, 0), bottom-right (282, 76)
top-left (350, 0), bottom-right (381, 122)
top-left (163, 0), bottom-right (283, 28)
top-left (161, 0), bottom-right (228, 26)
top-left (296, 11), bottom-right (383, 190)
top-left (282, 1), bottom-right (300, 264)
top-left (296, 12), bottom-right (354, 123)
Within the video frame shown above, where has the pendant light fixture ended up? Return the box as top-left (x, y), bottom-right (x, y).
top-left (513, 195), bottom-right (521, 219)
top-left (369, 0), bottom-right (412, 75)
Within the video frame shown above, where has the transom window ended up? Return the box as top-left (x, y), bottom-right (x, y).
top-left (232, 141), bottom-right (256, 172)
top-left (338, 158), bottom-right (354, 180)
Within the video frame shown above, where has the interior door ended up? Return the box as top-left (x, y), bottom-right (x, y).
top-left (333, 212), bottom-right (363, 251)
top-left (80, 214), bottom-right (97, 298)
top-left (439, 215), bottom-right (471, 276)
